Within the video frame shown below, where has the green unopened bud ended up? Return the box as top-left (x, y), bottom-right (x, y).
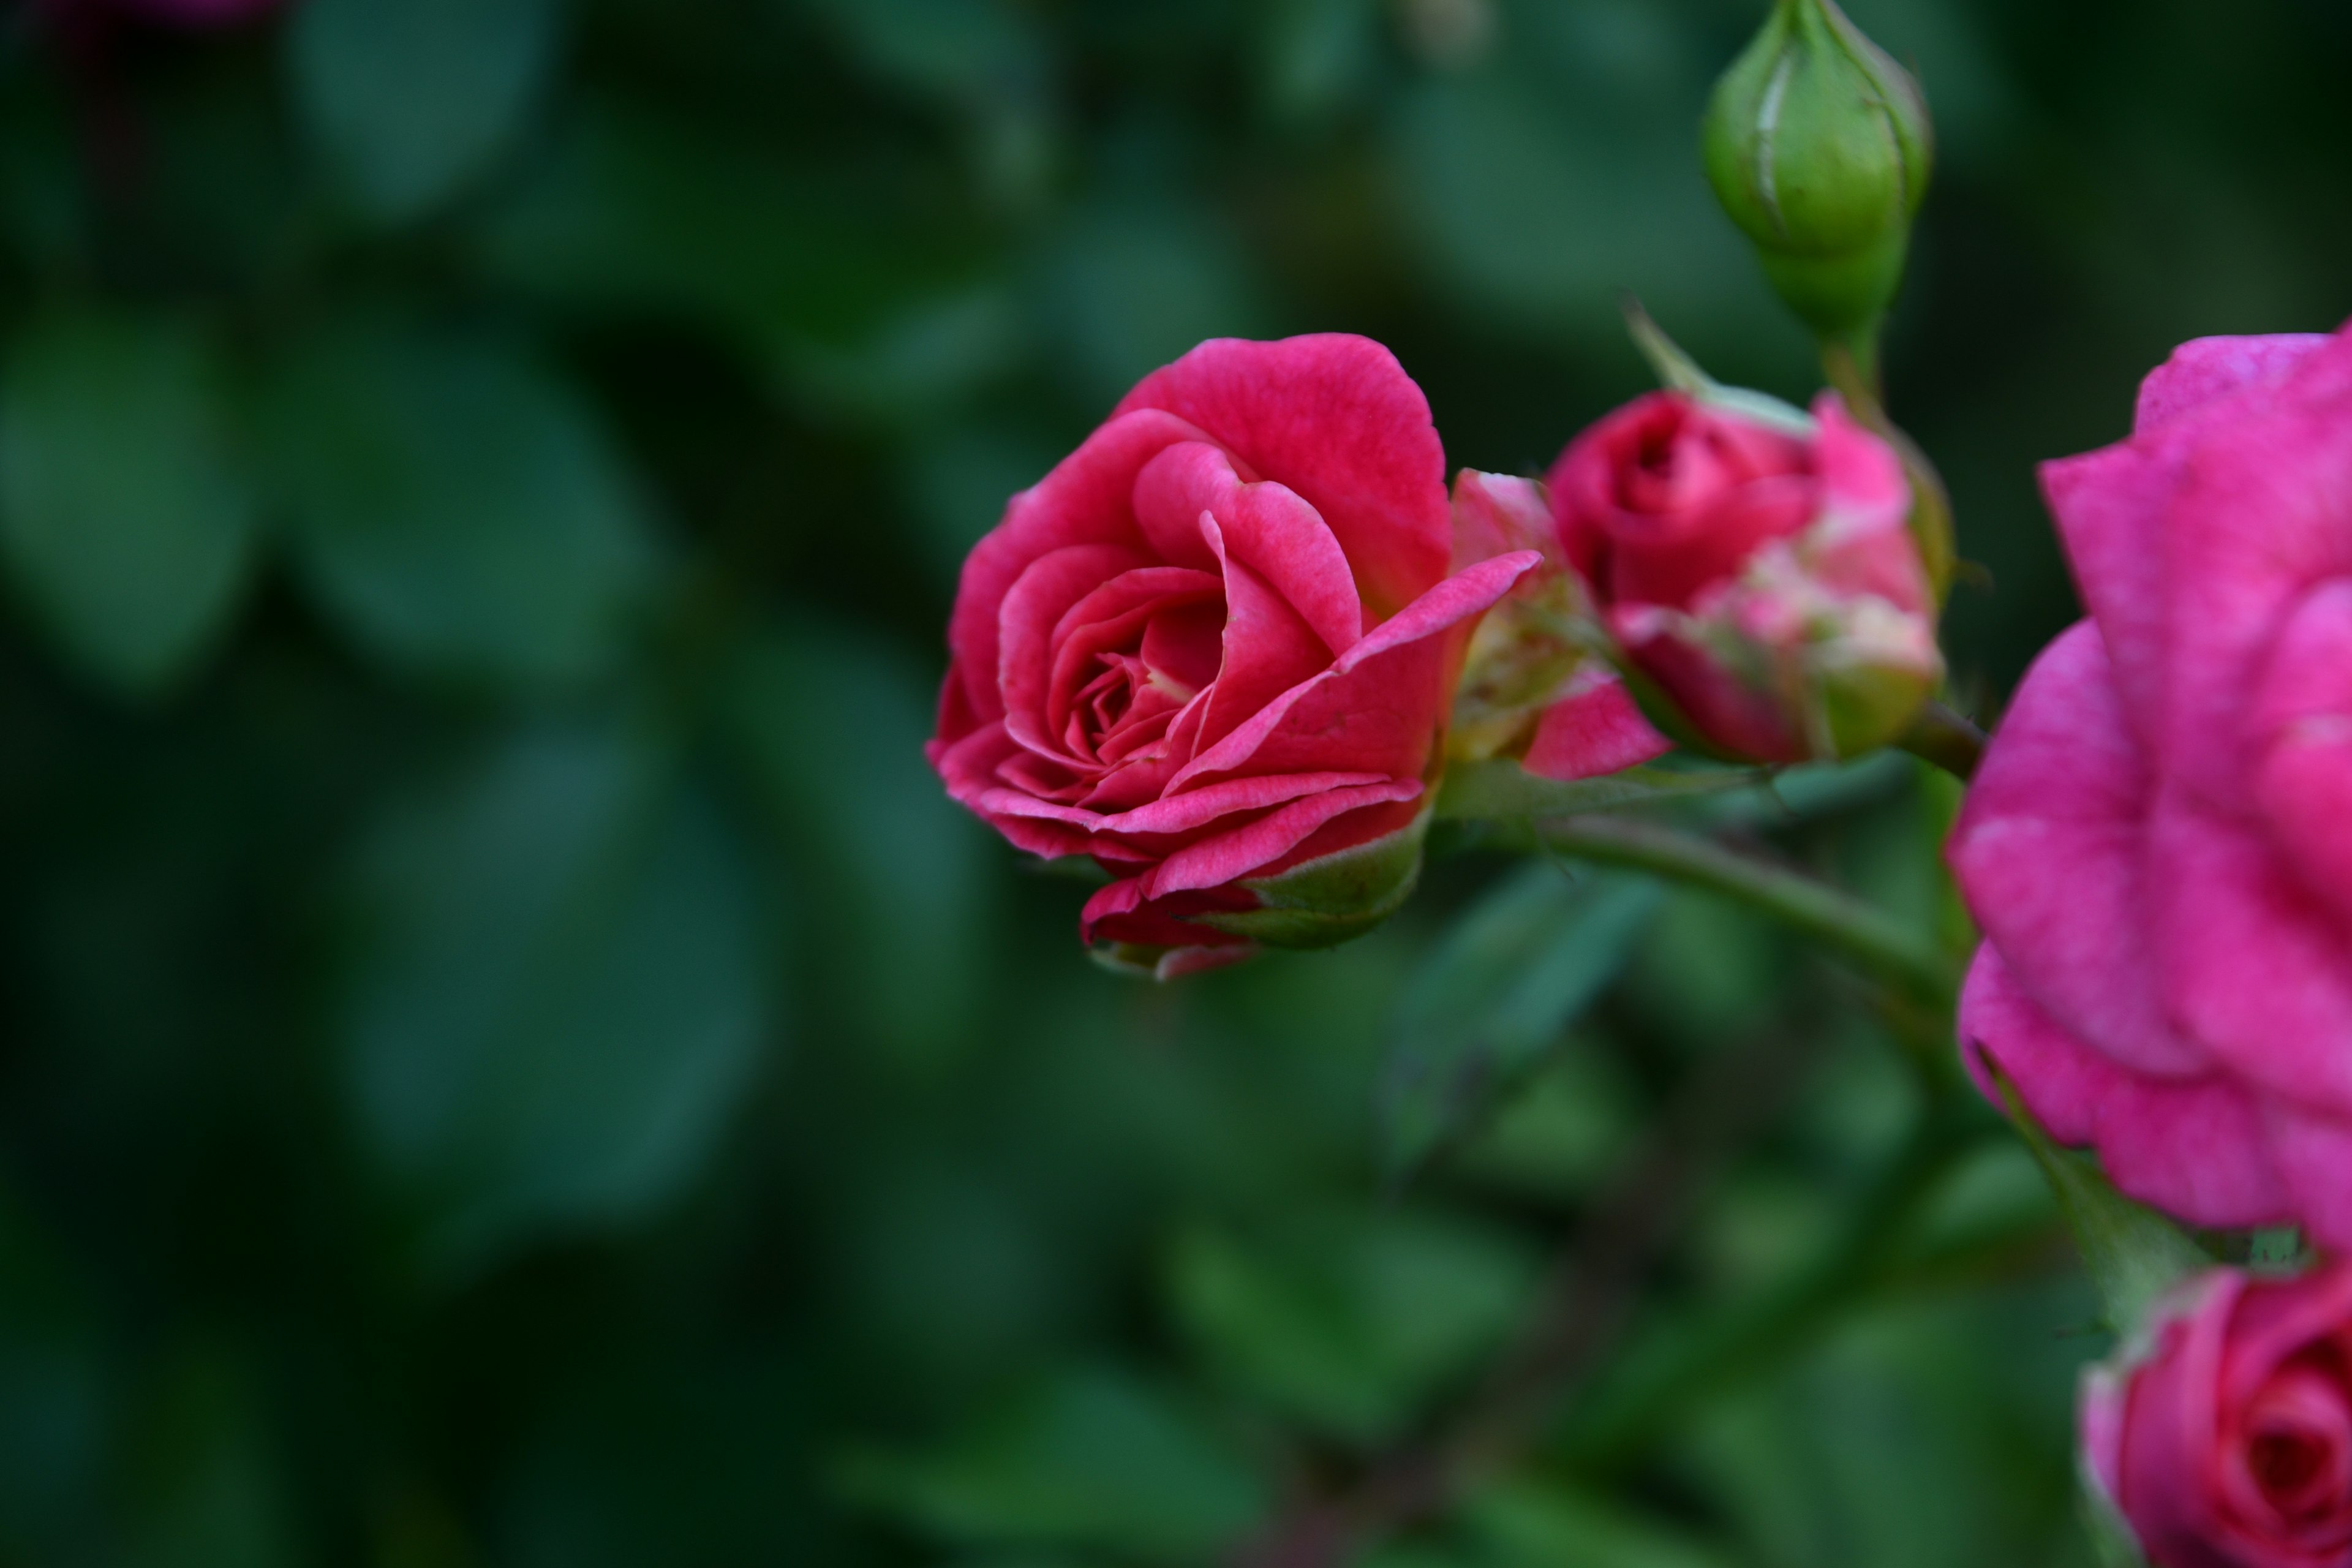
top-left (1703, 0), bottom-right (1932, 345)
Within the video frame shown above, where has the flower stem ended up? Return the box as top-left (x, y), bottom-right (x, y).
top-left (1897, 698), bottom-right (1987, 780)
top-left (1534, 814), bottom-right (1960, 1007)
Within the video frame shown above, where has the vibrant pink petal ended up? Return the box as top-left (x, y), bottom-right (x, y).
top-left (1194, 515), bottom-right (1345, 753)
top-left (1520, 668), bottom-right (1672, 780)
top-left (1170, 552), bottom-right (1542, 791)
top-left (1948, 621), bottom-right (2207, 1076)
top-left (1131, 442), bottom-right (1363, 655)
top-left (948, 409), bottom-right (1204, 727)
top-left (979, 769), bottom-right (1389, 841)
top-left (2250, 578), bottom-right (2352, 922)
top-left (997, 543), bottom-right (1156, 762)
top-left (2262, 1107), bottom-right (2352, 1254)
top-left (2149, 784), bottom-right (2352, 1117)
top-left (1114, 335), bottom-right (1450, 621)
top-left (2134, 334), bottom-right (2330, 434)
top-left (1959, 948), bottom-right (2289, 1229)
top-left (2164, 374), bottom-right (2352, 810)
top-left (1450, 469), bottom-right (1560, 572)
top-left (1142, 779), bottom-right (1425, 898)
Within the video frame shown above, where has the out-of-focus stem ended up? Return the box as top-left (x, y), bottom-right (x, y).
top-left (1534, 814), bottom-right (1960, 1008)
top-left (1898, 699), bottom-right (1987, 780)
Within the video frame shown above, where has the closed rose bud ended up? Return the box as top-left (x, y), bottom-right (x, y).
top-left (1548, 388), bottom-right (1940, 763)
top-left (2081, 1261), bottom-right (2352, 1568)
top-left (1702, 0), bottom-right (1932, 345)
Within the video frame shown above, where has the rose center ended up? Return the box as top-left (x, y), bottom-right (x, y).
top-left (2253, 1430), bottom-right (2328, 1504)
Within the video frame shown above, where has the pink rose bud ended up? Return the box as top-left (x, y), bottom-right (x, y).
top-left (1445, 468), bottom-right (1670, 782)
top-left (2081, 1261), bottom-right (2352, 1568)
top-left (1950, 323), bottom-right (2352, 1251)
top-left (1547, 388), bottom-right (1940, 763)
top-left (929, 334), bottom-right (1539, 978)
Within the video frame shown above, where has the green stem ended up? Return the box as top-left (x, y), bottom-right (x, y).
top-left (1534, 815), bottom-right (1959, 1008)
top-left (1897, 699), bottom-right (1986, 780)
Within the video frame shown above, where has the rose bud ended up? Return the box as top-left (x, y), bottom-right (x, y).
top-left (929, 335), bottom-right (1540, 979)
top-left (1949, 324), bottom-right (2352, 1251)
top-left (2080, 1261), bottom-right (2352, 1568)
top-left (1446, 468), bottom-right (1670, 782)
top-left (1702, 0), bottom-right (1932, 347)
top-left (1546, 387), bottom-right (1940, 764)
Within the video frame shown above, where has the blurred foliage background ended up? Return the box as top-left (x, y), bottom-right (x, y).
top-left (0, 0), bottom-right (2343, 1562)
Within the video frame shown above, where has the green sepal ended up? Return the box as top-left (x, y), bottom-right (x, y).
top-left (1992, 1067), bottom-right (2215, 1336)
top-left (1192, 805), bottom-right (1431, 950)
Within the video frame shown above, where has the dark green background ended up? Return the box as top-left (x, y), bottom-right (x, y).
top-left (0, 0), bottom-right (2339, 1561)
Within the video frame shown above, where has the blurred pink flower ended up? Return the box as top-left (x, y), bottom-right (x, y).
top-left (2082, 1261), bottom-right (2352, 1567)
top-left (1547, 389), bottom-right (1938, 762)
top-left (1951, 325), bottom-right (2352, 1246)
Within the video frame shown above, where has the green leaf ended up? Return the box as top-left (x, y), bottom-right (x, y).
top-left (340, 720), bottom-right (770, 1276)
top-left (721, 620), bottom-right (987, 1074)
top-left (1461, 1478), bottom-right (1739, 1568)
top-left (1382, 864), bottom-right (1660, 1180)
top-left (1166, 1210), bottom-right (1532, 1446)
top-left (837, 1366), bottom-right (1264, 1558)
top-left (288, 0), bottom-right (562, 223)
top-left (256, 320), bottom-right (655, 689)
top-left (1434, 759), bottom-right (1761, 824)
top-left (129, 1348), bottom-right (296, 1568)
top-left (0, 305), bottom-right (258, 696)
top-left (1991, 1072), bottom-right (2214, 1337)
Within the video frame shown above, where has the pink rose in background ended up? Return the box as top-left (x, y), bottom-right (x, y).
top-left (1548, 389), bottom-right (1939, 762)
top-left (1444, 467), bottom-right (1672, 782)
top-left (929, 334), bottom-right (1539, 977)
top-left (1950, 325), bottom-right (2352, 1248)
top-left (2082, 1262), bottom-right (2352, 1567)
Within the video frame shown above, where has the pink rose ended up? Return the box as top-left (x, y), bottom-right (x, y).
top-left (2082, 1262), bottom-right (2352, 1568)
top-left (1950, 326), bottom-right (2352, 1248)
top-left (928, 334), bottom-right (1539, 977)
top-left (1547, 389), bottom-right (1939, 762)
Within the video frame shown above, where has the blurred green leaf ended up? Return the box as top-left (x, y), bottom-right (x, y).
top-left (1461, 1478), bottom-right (1738, 1568)
top-left (289, 0), bottom-right (562, 222)
top-left (130, 1349), bottom-right (295, 1568)
top-left (340, 719), bottom-right (770, 1274)
top-left (722, 620), bottom-right (987, 1073)
top-left (838, 1366), bottom-right (1265, 1558)
top-left (257, 319), bottom-right (654, 688)
top-left (1167, 1210), bottom-right (1532, 1446)
top-left (0, 305), bottom-right (258, 696)
top-left (1384, 864), bottom-right (1660, 1180)
top-left (791, 0), bottom-right (1049, 111)
top-left (1039, 201), bottom-right (1269, 402)
top-left (0, 1198), bottom-right (108, 1562)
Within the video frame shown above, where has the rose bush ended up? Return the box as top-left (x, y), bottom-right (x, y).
top-left (1950, 326), bottom-right (2352, 1248)
top-left (2082, 1261), bottom-right (2352, 1568)
top-left (929, 334), bottom-right (1539, 977)
top-left (1547, 388), bottom-right (1938, 762)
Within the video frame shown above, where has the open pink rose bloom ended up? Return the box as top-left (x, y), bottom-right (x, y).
top-left (928, 335), bottom-right (1540, 976)
top-left (2082, 1261), bottom-right (2352, 1568)
top-left (1951, 325), bottom-right (2352, 1248)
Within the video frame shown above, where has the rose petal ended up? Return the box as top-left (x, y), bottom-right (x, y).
top-left (2150, 785), bottom-right (2352, 1118)
top-left (1115, 335), bottom-right (1451, 620)
top-left (1948, 621), bottom-right (2208, 1077)
top-left (1142, 778), bottom-right (1425, 898)
top-left (1169, 552), bottom-right (1542, 792)
top-left (1451, 469), bottom-right (1561, 573)
top-left (948, 408), bottom-right (1206, 728)
top-left (2261, 1108), bottom-right (2352, 1257)
top-left (2250, 578), bottom-right (2352, 923)
top-left (1131, 441), bottom-right (1363, 655)
top-left (2135, 334), bottom-right (2331, 434)
top-left (998, 543), bottom-right (1158, 763)
top-left (1959, 948), bottom-right (2289, 1229)
top-left (1520, 668), bottom-right (1672, 781)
